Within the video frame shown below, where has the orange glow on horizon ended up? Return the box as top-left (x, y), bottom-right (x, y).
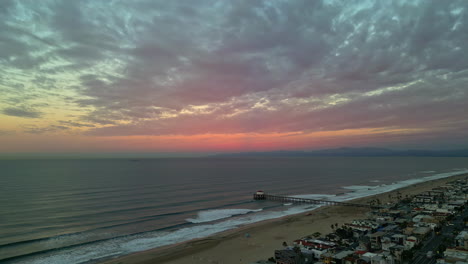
top-left (0, 128), bottom-right (424, 153)
top-left (0, 127), bottom-right (427, 153)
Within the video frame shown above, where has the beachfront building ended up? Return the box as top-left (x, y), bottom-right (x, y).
top-left (294, 239), bottom-right (336, 250)
top-left (294, 239), bottom-right (336, 259)
top-left (413, 194), bottom-right (436, 204)
top-left (274, 249), bottom-right (300, 264)
top-left (345, 220), bottom-right (380, 239)
top-left (347, 220), bottom-right (380, 231)
top-left (373, 211), bottom-right (402, 224)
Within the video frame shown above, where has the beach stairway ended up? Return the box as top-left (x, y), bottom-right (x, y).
top-left (253, 191), bottom-right (381, 209)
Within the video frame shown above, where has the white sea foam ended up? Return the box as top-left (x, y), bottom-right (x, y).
top-left (16, 169), bottom-right (468, 264)
top-left (290, 193), bottom-right (336, 200)
top-left (295, 169), bottom-right (468, 203)
top-left (186, 208), bottom-right (263, 223)
top-left (18, 205), bottom-right (319, 264)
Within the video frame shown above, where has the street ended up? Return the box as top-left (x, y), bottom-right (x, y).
top-left (411, 207), bottom-right (467, 264)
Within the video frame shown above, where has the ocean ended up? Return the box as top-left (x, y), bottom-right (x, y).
top-left (0, 157), bottom-right (467, 263)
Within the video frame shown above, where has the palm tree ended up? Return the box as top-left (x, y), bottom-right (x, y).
top-left (397, 191), bottom-right (402, 201)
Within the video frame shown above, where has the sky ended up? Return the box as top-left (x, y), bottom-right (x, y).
top-left (1, 0), bottom-right (468, 154)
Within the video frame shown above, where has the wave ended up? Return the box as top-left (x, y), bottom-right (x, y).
top-left (5, 205), bottom-right (318, 264)
top-left (0, 221), bottom-right (193, 264)
top-left (186, 208), bottom-right (263, 223)
top-left (0, 200), bottom-right (253, 250)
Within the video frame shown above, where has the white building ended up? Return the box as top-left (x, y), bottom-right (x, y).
top-left (404, 236), bottom-right (418, 249)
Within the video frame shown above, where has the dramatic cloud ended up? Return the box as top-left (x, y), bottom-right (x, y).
top-left (1, 0), bottom-right (468, 151)
top-left (2, 107), bottom-right (42, 118)
top-left (22, 124), bottom-right (69, 135)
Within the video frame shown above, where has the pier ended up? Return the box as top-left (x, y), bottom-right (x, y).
top-left (253, 191), bottom-right (381, 209)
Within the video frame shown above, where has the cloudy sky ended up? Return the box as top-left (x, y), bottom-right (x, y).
top-left (1, 0), bottom-right (467, 153)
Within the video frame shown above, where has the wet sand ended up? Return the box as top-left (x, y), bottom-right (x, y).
top-left (102, 173), bottom-right (467, 264)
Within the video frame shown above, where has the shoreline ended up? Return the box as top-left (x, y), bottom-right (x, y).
top-left (102, 172), bottom-right (468, 264)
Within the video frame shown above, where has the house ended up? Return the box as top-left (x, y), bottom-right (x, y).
top-left (442, 248), bottom-right (468, 263)
top-left (389, 245), bottom-right (405, 263)
top-left (294, 239), bottom-right (336, 251)
top-left (294, 239), bottom-right (336, 259)
top-left (412, 226), bottom-right (431, 237)
top-left (404, 236), bottom-right (418, 249)
top-left (333, 250), bottom-right (355, 264)
top-left (381, 236), bottom-right (396, 252)
top-left (390, 234), bottom-right (406, 245)
top-left (387, 210), bottom-right (402, 218)
top-left (426, 190), bottom-right (445, 197)
top-left (380, 225), bottom-right (399, 233)
top-left (320, 251), bottom-right (355, 264)
top-left (455, 231), bottom-right (468, 250)
top-left (275, 249), bottom-right (302, 264)
top-left (356, 237), bottom-right (371, 252)
top-left (413, 214), bottom-right (435, 223)
top-left (362, 252), bottom-right (395, 264)
top-left (369, 232), bottom-right (386, 250)
top-left (413, 195), bottom-right (435, 204)
top-left (415, 221), bottom-right (438, 230)
top-left (345, 220), bottom-right (379, 233)
top-left (320, 252), bottom-right (335, 264)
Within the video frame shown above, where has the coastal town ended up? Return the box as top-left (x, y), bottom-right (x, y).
top-left (253, 178), bottom-right (468, 264)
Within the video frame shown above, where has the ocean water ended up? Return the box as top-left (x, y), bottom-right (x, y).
top-left (0, 157), bottom-right (467, 263)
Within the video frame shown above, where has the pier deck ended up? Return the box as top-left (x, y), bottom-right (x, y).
top-left (254, 193), bottom-right (381, 209)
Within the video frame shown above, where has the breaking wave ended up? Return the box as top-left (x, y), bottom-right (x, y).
top-left (186, 208), bottom-right (263, 223)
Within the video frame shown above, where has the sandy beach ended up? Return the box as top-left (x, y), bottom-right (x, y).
top-left (102, 173), bottom-right (468, 264)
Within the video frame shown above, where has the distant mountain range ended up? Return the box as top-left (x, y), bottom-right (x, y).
top-left (213, 147), bottom-right (468, 157)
